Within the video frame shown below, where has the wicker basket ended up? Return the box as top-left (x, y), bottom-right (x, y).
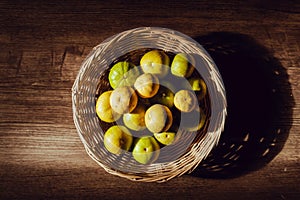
top-left (72, 27), bottom-right (227, 182)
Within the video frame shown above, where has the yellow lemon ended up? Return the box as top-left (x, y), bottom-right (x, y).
top-left (110, 86), bottom-right (138, 114)
top-left (174, 90), bottom-right (197, 112)
top-left (145, 104), bottom-right (173, 133)
top-left (96, 91), bottom-right (121, 123)
top-left (140, 50), bottom-right (170, 77)
top-left (123, 104), bottom-right (146, 131)
top-left (181, 108), bottom-right (206, 131)
top-left (134, 73), bottom-right (159, 98)
top-left (189, 77), bottom-right (207, 100)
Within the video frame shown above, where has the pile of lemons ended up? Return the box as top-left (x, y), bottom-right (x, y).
top-left (96, 50), bottom-right (207, 164)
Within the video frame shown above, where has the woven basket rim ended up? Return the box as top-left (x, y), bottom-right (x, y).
top-left (72, 27), bottom-right (227, 182)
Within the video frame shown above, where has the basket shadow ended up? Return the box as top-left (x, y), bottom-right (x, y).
top-left (190, 32), bottom-right (295, 179)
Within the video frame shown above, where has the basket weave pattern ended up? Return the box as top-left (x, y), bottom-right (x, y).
top-left (72, 27), bottom-right (227, 182)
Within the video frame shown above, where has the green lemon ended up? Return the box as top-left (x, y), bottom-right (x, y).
top-left (108, 61), bottom-right (140, 89)
top-left (171, 53), bottom-right (195, 78)
top-left (132, 136), bottom-right (160, 164)
top-left (189, 78), bottom-right (207, 100)
top-left (154, 132), bottom-right (176, 145)
top-left (150, 85), bottom-right (174, 108)
top-left (103, 125), bottom-right (133, 155)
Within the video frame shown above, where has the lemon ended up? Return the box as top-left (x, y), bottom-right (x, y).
top-left (171, 53), bottom-right (195, 78)
top-left (145, 104), bottom-right (173, 133)
top-left (96, 91), bottom-right (121, 123)
top-left (132, 136), bottom-right (160, 164)
top-left (103, 125), bottom-right (133, 155)
top-left (140, 50), bottom-right (170, 77)
top-left (150, 85), bottom-right (174, 108)
top-left (189, 78), bottom-right (207, 100)
top-left (174, 90), bottom-right (197, 112)
top-left (154, 132), bottom-right (176, 145)
top-left (123, 104), bottom-right (146, 131)
top-left (109, 61), bottom-right (140, 89)
top-left (134, 73), bottom-right (160, 98)
top-left (110, 86), bottom-right (138, 114)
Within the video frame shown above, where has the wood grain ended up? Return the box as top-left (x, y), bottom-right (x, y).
top-left (1, 1), bottom-right (299, 199)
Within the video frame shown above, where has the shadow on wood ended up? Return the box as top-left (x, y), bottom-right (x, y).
top-left (191, 32), bottom-right (295, 178)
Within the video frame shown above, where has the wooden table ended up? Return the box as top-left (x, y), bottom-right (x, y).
top-left (1, 1), bottom-right (299, 199)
